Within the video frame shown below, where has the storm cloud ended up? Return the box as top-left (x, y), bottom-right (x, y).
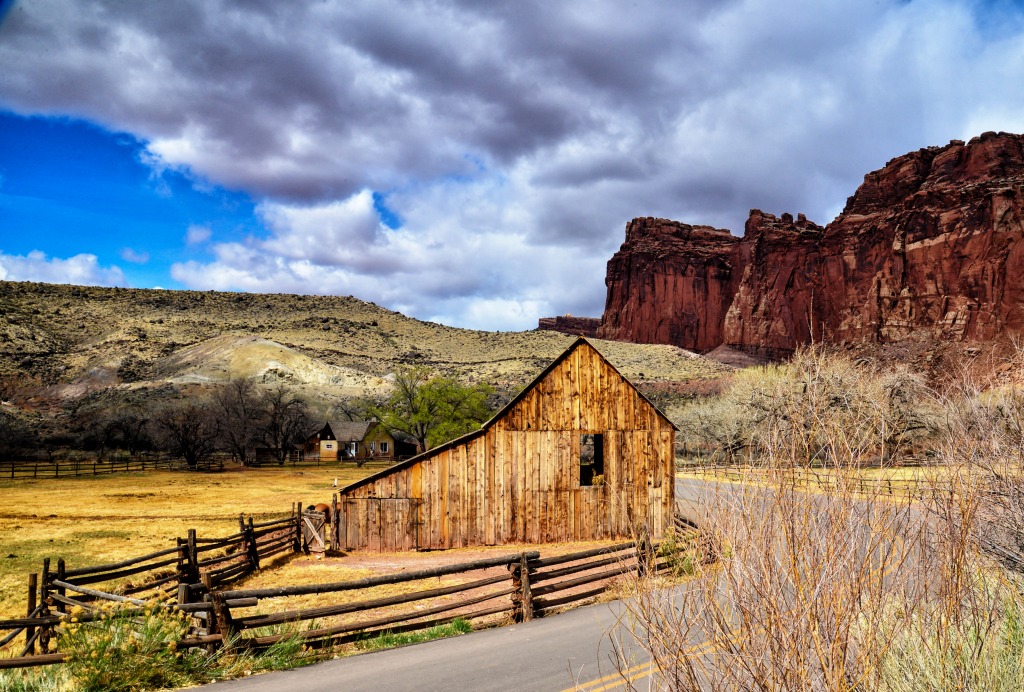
top-left (2, 0), bottom-right (1024, 329)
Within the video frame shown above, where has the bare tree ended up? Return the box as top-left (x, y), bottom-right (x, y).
top-left (257, 385), bottom-right (313, 464)
top-left (153, 401), bottom-right (219, 469)
top-left (615, 349), bottom-right (1022, 690)
top-left (212, 378), bottom-right (264, 466)
top-left (110, 409), bottom-right (150, 457)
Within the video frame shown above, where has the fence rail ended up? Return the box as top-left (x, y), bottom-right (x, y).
top-left (1, 505), bottom-right (310, 661)
top-left (0, 456), bottom-right (181, 480)
top-left (684, 464), bottom-right (958, 499)
top-left (1, 516), bottom-right (698, 668)
top-left (0, 454), bottom-right (409, 480)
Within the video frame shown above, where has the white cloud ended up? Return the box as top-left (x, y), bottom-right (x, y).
top-left (3, 1), bottom-right (1024, 327)
top-left (185, 224), bottom-right (211, 245)
top-left (0, 251), bottom-right (125, 286)
top-left (119, 247), bottom-right (149, 264)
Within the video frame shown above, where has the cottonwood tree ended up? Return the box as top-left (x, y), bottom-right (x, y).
top-left (110, 410), bottom-right (150, 457)
top-left (257, 385), bottom-right (314, 464)
top-left (372, 367), bottom-right (493, 451)
top-left (212, 378), bottom-right (264, 466)
top-left (153, 401), bottom-right (219, 469)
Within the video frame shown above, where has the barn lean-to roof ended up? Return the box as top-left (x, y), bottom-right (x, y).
top-left (337, 336), bottom-right (677, 495)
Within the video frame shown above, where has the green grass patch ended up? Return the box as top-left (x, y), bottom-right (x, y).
top-left (356, 618), bottom-right (472, 652)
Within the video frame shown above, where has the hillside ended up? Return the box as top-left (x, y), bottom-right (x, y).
top-left (0, 281), bottom-right (729, 412)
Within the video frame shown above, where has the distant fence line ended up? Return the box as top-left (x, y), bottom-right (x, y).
top-left (684, 463), bottom-right (955, 499)
top-left (0, 453), bottom-right (405, 480)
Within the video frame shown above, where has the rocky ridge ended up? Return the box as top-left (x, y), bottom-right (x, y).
top-left (599, 131), bottom-right (1024, 355)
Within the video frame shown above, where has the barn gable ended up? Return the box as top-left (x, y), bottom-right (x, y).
top-left (334, 338), bottom-right (677, 551)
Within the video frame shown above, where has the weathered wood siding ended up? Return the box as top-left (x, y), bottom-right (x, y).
top-left (335, 340), bottom-right (676, 550)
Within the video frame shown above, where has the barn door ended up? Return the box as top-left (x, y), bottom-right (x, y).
top-left (336, 498), bottom-right (420, 551)
top-left (302, 509), bottom-right (327, 556)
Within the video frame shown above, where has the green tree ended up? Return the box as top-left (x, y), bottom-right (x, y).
top-left (372, 368), bottom-right (494, 451)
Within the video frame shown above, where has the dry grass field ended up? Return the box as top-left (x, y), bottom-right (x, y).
top-left (0, 464), bottom-right (379, 619)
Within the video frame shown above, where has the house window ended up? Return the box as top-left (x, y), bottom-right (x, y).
top-left (370, 441), bottom-right (376, 454)
top-left (324, 442), bottom-right (333, 450)
top-left (580, 434), bottom-right (604, 486)
top-left (380, 441), bottom-right (389, 454)
top-left (348, 442), bottom-right (357, 457)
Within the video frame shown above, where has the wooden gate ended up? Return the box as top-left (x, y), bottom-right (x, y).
top-left (336, 498), bottom-right (421, 551)
top-left (302, 509), bottom-right (327, 556)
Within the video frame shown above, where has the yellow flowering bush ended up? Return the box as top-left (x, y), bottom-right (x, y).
top-left (56, 600), bottom-right (213, 692)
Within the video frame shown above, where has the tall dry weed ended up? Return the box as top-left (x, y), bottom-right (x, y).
top-left (618, 347), bottom-right (1021, 690)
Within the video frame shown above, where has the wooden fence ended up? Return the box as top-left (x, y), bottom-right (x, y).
top-left (0, 456), bottom-right (175, 480)
top-left (0, 453), bottom-right (230, 480)
top-left (0, 455), bottom-right (408, 480)
top-left (0, 506), bottom-right (309, 665)
top-left (0, 519), bottom-right (698, 669)
top-left (686, 464), bottom-right (955, 499)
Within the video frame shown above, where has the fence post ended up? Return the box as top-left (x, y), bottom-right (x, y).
top-left (26, 573), bottom-right (37, 655)
top-left (176, 583), bottom-right (190, 608)
top-left (176, 537), bottom-right (188, 589)
top-left (55, 559), bottom-right (66, 616)
top-left (245, 517), bottom-right (260, 572)
top-left (637, 526), bottom-right (653, 579)
top-left (294, 500), bottom-right (303, 553)
top-left (331, 493), bottom-right (338, 551)
top-left (202, 572), bottom-right (235, 651)
top-left (39, 559), bottom-right (51, 653)
top-left (510, 553), bottom-right (534, 623)
top-left (187, 529), bottom-right (199, 585)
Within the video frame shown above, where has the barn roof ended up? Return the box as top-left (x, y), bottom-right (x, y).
top-left (337, 337), bottom-right (677, 495)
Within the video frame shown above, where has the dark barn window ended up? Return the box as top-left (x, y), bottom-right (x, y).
top-left (580, 433), bottom-right (605, 486)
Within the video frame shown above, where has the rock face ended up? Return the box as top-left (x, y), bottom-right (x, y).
top-left (599, 132), bottom-right (1024, 355)
top-left (537, 315), bottom-right (601, 338)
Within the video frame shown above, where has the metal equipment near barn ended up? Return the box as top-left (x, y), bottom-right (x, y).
top-left (333, 337), bottom-right (677, 551)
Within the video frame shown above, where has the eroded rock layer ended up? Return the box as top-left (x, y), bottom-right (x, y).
top-left (598, 132), bottom-right (1024, 355)
top-left (537, 315), bottom-right (601, 337)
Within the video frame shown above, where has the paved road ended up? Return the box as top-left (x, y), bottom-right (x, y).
top-left (199, 479), bottom-right (723, 692)
top-left (203, 596), bottom-right (646, 692)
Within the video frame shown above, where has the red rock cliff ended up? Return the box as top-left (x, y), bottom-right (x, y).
top-left (599, 218), bottom-right (738, 352)
top-left (598, 131), bottom-right (1024, 354)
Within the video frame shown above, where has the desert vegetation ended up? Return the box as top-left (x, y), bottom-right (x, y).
top-left (620, 346), bottom-right (1024, 690)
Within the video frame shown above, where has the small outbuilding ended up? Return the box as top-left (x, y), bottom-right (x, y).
top-left (333, 337), bottom-right (677, 551)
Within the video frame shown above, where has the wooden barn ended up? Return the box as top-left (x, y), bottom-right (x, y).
top-left (333, 337), bottom-right (677, 551)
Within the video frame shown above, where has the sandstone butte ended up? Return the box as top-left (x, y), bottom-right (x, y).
top-left (596, 131), bottom-right (1024, 357)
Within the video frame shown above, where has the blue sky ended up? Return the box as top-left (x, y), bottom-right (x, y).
top-left (2, 0), bottom-right (1024, 330)
top-left (0, 112), bottom-right (261, 288)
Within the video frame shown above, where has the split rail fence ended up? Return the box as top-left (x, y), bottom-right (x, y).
top-left (0, 512), bottom-right (699, 669)
top-left (0, 503), bottom-right (313, 668)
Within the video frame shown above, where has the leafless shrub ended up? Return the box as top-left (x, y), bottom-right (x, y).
top-left (616, 348), bottom-right (1020, 691)
top-left (675, 347), bottom-right (939, 465)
